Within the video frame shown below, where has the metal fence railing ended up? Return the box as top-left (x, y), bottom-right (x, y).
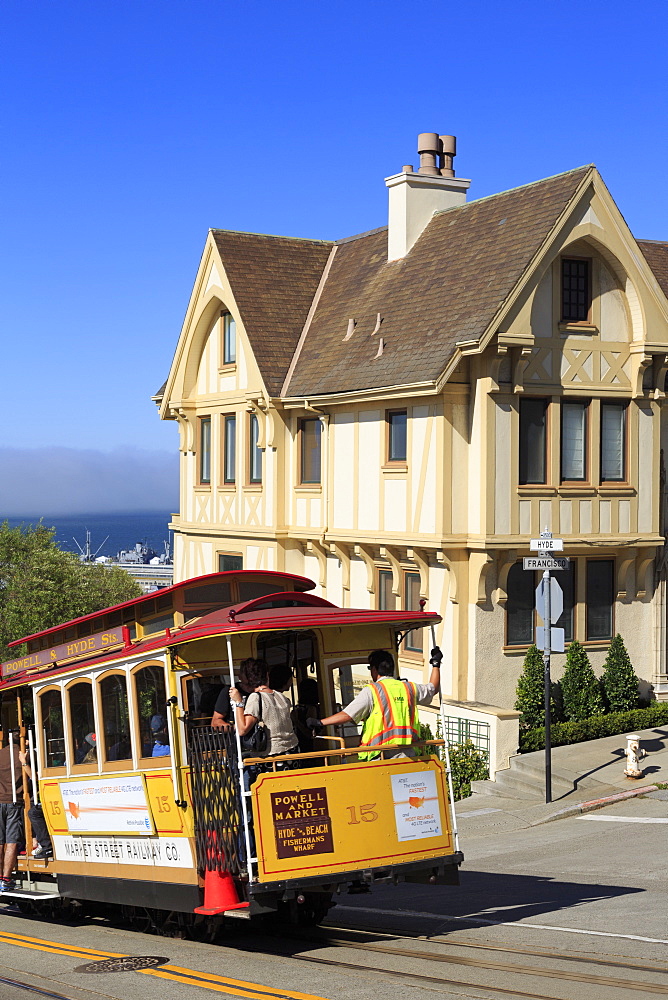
top-left (441, 716), bottom-right (491, 765)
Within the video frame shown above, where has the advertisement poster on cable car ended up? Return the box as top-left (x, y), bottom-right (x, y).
top-left (391, 770), bottom-right (443, 841)
top-left (55, 775), bottom-right (155, 835)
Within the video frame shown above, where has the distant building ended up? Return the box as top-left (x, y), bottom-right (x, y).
top-left (155, 132), bottom-right (668, 737)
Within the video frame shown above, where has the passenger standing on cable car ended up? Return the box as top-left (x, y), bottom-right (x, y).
top-left (0, 733), bottom-right (24, 892)
top-left (210, 659), bottom-right (254, 730)
top-left (229, 659), bottom-right (298, 783)
top-left (312, 648), bottom-right (442, 760)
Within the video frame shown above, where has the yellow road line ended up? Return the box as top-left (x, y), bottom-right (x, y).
top-left (0, 929), bottom-right (327, 1000)
top-left (142, 965), bottom-right (325, 1000)
top-left (0, 930), bottom-right (122, 960)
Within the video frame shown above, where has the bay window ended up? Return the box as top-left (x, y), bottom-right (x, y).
top-left (561, 401), bottom-right (588, 481)
top-left (519, 398), bottom-right (548, 485)
top-left (601, 402), bottom-right (626, 482)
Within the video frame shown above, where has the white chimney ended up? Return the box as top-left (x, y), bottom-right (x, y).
top-left (386, 133), bottom-right (471, 261)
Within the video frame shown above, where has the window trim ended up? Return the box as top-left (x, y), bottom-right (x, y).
top-left (97, 669), bottom-right (134, 772)
top-left (386, 409), bottom-right (408, 465)
top-left (519, 397), bottom-right (549, 486)
top-left (222, 413), bottom-right (237, 486)
top-left (560, 399), bottom-right (590, 484)
top-left (65, 677), bottom-right (99, 775)
top-left (560, 256), bottom-right (592, 325)
top-left (37, 684), bottom-right (66, 775)
top-left (221, 311), bottom-right (237, 366)
top-left (198, 416), bottom-right (212, 487)
top-left (299, 418), bottom-right (322, 486)
top-left (600, 401), bottom-right (628, 484)
top-left (247, 412), bottom-right (262, 485)
top-left (585, 559), bottom-right (615, 642)
top-left (131, 660), bottom-right (171, 766)
top-left (403, 571), bottom-right (423, 654)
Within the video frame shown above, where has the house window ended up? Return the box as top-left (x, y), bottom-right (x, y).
top-left (219, 554), bottom-right (243, 572)
top-left (586, 560), bottom-right (614, 641)
top-left (561, 401), bottom-right (588, 481)
top-left (561, 258), bottom-right (591, 322)
top-left (223, 414), bottom-right (236, 484)
top-left (387, 410), bottom-right (407, 463)
top-left (601, 402), bottom-right (626, 482)
top-left (378, 570), bottom-right (396, 611)
top-left (248, 413), bottom-right (262, 484)
top-left (404, 572), bottom-right (423, 652)
top-left (553, 562), bottom-right (575, 644)
top-left (300, 419), bottom-right (322, 484)
top-left (519, 399), bottom-right (548, 485)
top-left (199, 416), bottom-right (211, 485)
top-left (223, 313), bottom-right (236, 364)
top-left (506, 562), bottom-right (535, 645)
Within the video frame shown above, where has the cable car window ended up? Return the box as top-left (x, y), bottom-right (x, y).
top-left (141, 613), bottom-right (174, 636)
top-left (135, 665), bottom-right (169, 759)
top-left (40, 689), bottom-right (65, 768)
top-left (184, 582), bottom-right (232, 606)
top-left (69, 681), bottom-right (96, 765)
top-left (256, 631), bottom-right (318, 696)
top-left (238, 581), bottom-right (290, 602)
top-left (100, 674), bottom-right (132, 762)
top-left (330, 662), bottom-right (367, 744)
top-left (184, 673), bottom-right (228, 730)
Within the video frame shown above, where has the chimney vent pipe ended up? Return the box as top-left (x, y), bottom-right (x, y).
top-left (417, 132), bottom-right (441, 176)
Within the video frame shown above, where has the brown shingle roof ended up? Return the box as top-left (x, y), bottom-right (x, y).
top-left (211, 231), bottom-right (332, 396)
top-left (637, 240), bottom-right (668, 300)
top-left (285, 166), bottom-right (592, 397)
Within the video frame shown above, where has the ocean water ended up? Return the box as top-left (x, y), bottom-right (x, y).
top-left (3, 512), bottom-right (173, 560)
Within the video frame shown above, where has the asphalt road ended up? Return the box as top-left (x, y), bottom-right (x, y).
top-left (0, 793), bottom-right (666, 1000)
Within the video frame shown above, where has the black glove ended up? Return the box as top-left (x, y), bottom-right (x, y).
top-left (306, 717), bottom-right (324, 732)
top-left (430, 647), bottom-right (443, 667)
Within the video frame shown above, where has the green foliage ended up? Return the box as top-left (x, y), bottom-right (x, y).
top-left (447, 741), bottom-right (490, 800)
top-left (0, 521), bottom-right (141, 661)
top-left (560, 640), bottom-right (604, 721)
top-left (514, 645), bottom-right (557, 730)
top-left (519, 702), bottom-right (668, 752)
top-left (601, 634), bottom-right (639, 713)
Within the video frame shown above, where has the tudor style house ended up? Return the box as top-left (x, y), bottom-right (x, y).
top-left (155, 133), bottom-right (668, 758)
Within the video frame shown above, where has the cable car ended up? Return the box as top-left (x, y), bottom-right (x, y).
top-left (0, 570), bottom-right (462, 931)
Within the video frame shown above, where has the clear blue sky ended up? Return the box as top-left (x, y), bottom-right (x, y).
top-left (0, 0), bottom-right (666, 513)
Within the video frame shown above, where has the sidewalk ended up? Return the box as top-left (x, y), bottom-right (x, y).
top-left (455, 724), bottom-right (668, 840)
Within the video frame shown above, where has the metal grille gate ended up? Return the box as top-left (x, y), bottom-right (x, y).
top-left (188, 726), bottom-right (243, 876)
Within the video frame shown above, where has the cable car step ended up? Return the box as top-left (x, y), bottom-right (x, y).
top-left (1, 889), bottom-right (62, 900)
top-left (194, 902), bottom-right (250, 918)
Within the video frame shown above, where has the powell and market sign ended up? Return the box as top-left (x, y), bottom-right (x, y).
top-left (1, 627), bottom-right (125, 680)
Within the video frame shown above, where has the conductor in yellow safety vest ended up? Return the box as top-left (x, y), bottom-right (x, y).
top-left (310, 647), bottom-right (442, 760)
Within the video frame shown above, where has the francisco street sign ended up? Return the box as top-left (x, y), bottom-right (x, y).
top-left (529, 537), bottom-right (564, 552)
top-left (523, 557), bottom-right (570, 571)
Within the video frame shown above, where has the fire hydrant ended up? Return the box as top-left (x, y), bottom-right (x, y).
top-left (623, 734), bottom-right (647, 779)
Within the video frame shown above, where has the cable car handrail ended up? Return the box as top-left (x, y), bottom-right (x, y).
top-left (243, 739), bottom-right (446, 766)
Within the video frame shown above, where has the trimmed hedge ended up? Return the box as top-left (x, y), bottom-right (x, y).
top-left (520, 702), bottom-right (668, 753)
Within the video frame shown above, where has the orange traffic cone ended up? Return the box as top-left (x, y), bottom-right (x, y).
top-left (194, 868), bottom-right (249, 915)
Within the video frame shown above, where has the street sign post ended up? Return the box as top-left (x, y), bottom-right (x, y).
top-left (524, 530), bottom-right (566, 804)
top-left (523, 556), bottom-right (570, 571)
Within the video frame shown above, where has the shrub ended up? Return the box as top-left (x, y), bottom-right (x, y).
top-left (561, 640), bottom-right (604, 721)
top-left (519, 702), bottom-right (668, 753)
top-left (601, 634), bottom-right (640, 713)
top-left (447, 741), bottom-right (490, 800)
top-left (514, 645), bottom-right (545, 731)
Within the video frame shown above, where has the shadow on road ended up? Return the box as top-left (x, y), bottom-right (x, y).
top-left (329, 869), bottom-right (642, 929)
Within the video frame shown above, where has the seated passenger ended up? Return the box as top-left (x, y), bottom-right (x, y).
top-left (150, 715), bottom-right (170, 757)
top-left (75, 733), bottom-right (97, 764)
top-left (313, 648), bottom-right (442, 761)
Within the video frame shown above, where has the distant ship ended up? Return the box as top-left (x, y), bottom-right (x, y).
top-left (74, 531), bottom-right (173, 592)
